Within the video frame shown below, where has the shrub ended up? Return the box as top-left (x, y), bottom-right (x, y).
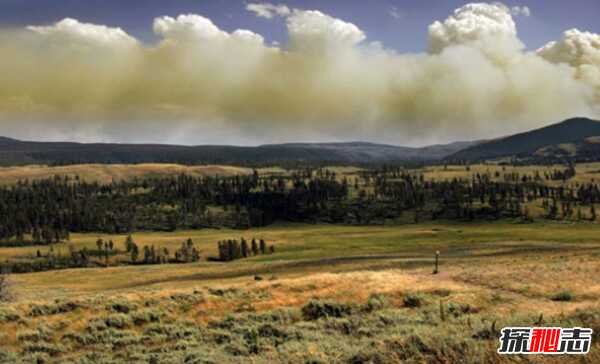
top-left (447, 302), bottom-right (480, 317)
top-left (17, 326), bottom-right (52, 342)
top-left (165, 321), bottom-right (201, 341)
top-left (403, 294), bottom-right (424, 308)
top-left (472, 320), bottom-right (499, 340)
top-left (0, 349), bottom-right (16, 363)
top-left (131, 309), bottom-right (163, 326)
top-left (257, 324), bottom-right (288, 339)
top-left (208, 288), bottom-right (242, 298)
top-left (364, 293), bottom-right (388, 312)
top-left (301, 300), bottom-right (353, 320)
top-left (551, 291), bottom-right (573, 302)
top-left (22, 342), bottom-right (66, 355)
top-left (110, 330), bottom-right (141, 349)
top-left (104, 314), bottom-right (132, 329)
top-left (29, 300), bottom-right (82, 316)
top-left (106, 299), bottom-right (137, 314)
top-left (170, 292), bottom-right (205, 305)
top-left (85, 318), bottom-right (108, 333)
top-left (0, 274), bottom-right (10, 302)
top-left (0, 308), bottom-right (21, 322)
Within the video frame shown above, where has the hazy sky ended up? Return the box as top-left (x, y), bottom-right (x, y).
top-left (0, 1), bottom-right (599, 146)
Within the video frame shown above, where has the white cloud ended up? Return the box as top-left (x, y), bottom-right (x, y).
top-left (287, 10), bottom-right (366, 51)
top-left (27, 18), bottom-right (137, 49)
top-left (538, 28), bottom-right (600, 67)
top-left (153, 14), bottom-right (264, 46)
top-left (428, 3), bottom-right (519, 53)
top-left (154, 14), bottom-right (226, 42)
top-left (538, 28), bottom-right (600, 88)
top-left (246, 3), bottom-right (291, 19)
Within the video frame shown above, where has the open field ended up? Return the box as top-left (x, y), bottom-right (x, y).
top-left (1, 162), bottom-right (600, 362)
top-left (2, 162), bottom-right (600, 186)
top-left (0, 164), bottom-right (252, 185)
top-left (1, 222), bottom-right (600, 362)
top-left (419, 162), bottom-right (600, 185)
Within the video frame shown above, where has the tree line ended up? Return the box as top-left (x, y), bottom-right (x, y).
top-left (1, 166), bottom-right (599, 245)
top-left (1, 235), bottom-right (202, 274)
top-left (216, 238), bottom-right (274, 262)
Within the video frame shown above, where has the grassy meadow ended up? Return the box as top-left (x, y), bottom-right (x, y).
top-left (1, 222), bottom-right (600, 362)
top-left (1, 164), bottom-right (600, 362)
top-left (419, 162), bottom-right (600, 186)
top-left (0, 164), bottom-right (252, 185)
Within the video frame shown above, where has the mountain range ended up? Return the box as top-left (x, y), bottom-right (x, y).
top-left (447, 117), bottom-right (600, 163)
top-left (0, 117), bottom-right (599, 166)
top-left (0, 136), bottom-right (480, 166)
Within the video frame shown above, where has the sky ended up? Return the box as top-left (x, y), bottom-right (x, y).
top-left (0, 1), bottom-right (599, 146)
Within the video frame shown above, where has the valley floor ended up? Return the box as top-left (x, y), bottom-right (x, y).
top-left (1, 222), bottom-right (600, 362)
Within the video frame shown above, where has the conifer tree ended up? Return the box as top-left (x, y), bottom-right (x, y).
top-left (251, 238), bottom-right (259, 256)
top-left (259, 239), bottom-right (266, 255)
top-left (241, 238), bottom-right (248, 258)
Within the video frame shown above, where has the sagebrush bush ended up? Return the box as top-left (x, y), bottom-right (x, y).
top-left (131, 309), bottom-right (164, 326)
top-left (16, 326), bottom-right (52, 343)
top-left (0, 307), bottom-right (21, 322)
top-left (3, 291), bottom-right (600, 363)
top-left (551, 291), bottom-right (573, 302)
top-left (22, 342), bottom-right (66, 355)
top-left (29, 300), bottom-right (82, 316)
top-left (104, 313), bottom-right (132, 329)
top-left (170, 292), bottom-right (205, 304)
top-left (106, 299), bottom-right (137, 314)
top-left (403, 293), bottom-right (424, 308)
top-left (364, 293), bottom-right (388, 312)
top-left (301, 300), bottom-right (353, 320)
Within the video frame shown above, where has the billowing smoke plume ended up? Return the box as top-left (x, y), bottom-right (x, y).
top-left (0, 2), bottom-right (598, 145)
top-left (537, 29), bottom-right (600, 89)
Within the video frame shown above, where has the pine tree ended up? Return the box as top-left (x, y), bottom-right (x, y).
top-left (104, 241), bottom-right (109, 266)
top-left (259, 239), bottom-right (266, 255)
top-left (241, 238), bottom-right (248, 258)
top-left (125, 235), bottom-right (134, 253)
top-left (251, 238), bottom-right (259, 256)
top-left (96, 238), bottom-right (104, 252)
top-left (143, 246), bottom-right (151, 264)
top-left (130, 243), bottom-right (139, 263)
top-left (217, 241), bottom-right (226, 261)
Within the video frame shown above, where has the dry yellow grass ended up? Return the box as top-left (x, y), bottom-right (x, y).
top-left (419, 162), bottom-right (600, 187)
top-left (0, 163), bottom-right (252, 185)
top-left (5, 248), bottom-right (598, 319)
top-left (2, 227), bottom-right (599, 363)
top-left (5, 221), bottom-right (600, 301)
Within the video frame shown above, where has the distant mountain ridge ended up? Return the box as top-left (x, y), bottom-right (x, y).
top-left (0, 138), bottom-right (481, 166)
top-left (2, 117), bottom-right (599, 166)
top-left (447, 117), bottom-right (600, 162)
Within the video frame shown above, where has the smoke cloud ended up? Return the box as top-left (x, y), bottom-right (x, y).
top-left (0, 2), bottom-right (598, 145)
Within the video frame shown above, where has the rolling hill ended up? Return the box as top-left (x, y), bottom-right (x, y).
top-left (447, 117), bottom-right (600, 162)
top-left (0, 138), bottom-right (480, 166)
top-left (3, 117), bottom-right (599, 166)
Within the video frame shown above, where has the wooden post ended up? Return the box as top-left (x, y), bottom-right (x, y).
top-left (433, 250), bottom-right (439, 274)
